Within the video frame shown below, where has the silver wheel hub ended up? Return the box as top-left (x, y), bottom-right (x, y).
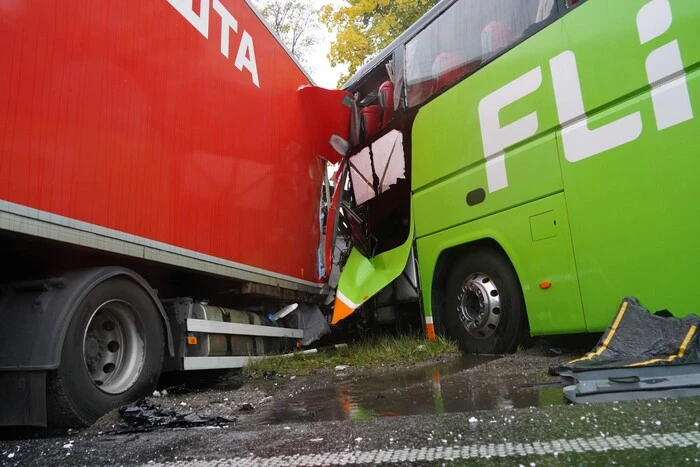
top-left (83, 300), bottom-right (146, 394)
top-left (456, 272), bottom-right (501, 340)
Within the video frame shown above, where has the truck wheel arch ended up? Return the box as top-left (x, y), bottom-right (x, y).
top-left (0, 266), bottom-right (174, 372)
top-left (52, 267), bottom-right (175, 366)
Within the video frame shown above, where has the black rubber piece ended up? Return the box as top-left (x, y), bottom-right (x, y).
top-left (443, 248), bottom-right (527, 354)
top-left (46, 277), bottom-right (164, 427)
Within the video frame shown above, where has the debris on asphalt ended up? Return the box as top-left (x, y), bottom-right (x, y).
top-left (118, 401), bottom-right (236, 429)
top-left (335, 365), bottom-right (348, 372)
top-left (238, 403), bottom-right (255, 411)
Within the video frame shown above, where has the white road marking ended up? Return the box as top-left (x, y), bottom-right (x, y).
top-left (147, 430), bottom-right (700, 466)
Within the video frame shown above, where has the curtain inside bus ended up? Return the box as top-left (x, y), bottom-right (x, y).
top-left (404, 0), bottom-right (556, 108)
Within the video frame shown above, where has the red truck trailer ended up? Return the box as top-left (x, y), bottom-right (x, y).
top-left (0, 0), bottom-right (349, 427)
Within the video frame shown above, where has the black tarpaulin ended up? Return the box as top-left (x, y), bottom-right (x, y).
top-left (552, 297), bottom-right (700, 404)
top-left (557, 297), bottom-right (700, 372)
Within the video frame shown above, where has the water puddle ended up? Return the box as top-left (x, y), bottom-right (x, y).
top-left (241, 355), bottom-right (565, 427)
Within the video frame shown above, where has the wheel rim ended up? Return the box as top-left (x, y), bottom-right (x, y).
top-left (456, 272), bottom-right (501, 340)
top-left (82, 299), bottom-right (146, 394)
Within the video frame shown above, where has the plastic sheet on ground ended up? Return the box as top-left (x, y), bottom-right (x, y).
top-left (556, 296), bottom-right (700, 372)
top-left (553, 297), bottom-right (700, 403)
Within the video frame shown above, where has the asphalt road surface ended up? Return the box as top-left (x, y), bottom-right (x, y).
top-left (2, 394), bottom-right (699, 465)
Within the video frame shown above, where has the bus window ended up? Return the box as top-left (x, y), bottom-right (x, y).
top-left (405, 0), bottom-right (553, 108)
top-left (349, 130), bottom-right (405, 206)
top-left (347, 130), bottom-right (410, 257)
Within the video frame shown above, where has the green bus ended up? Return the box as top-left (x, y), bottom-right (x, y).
top-left (330, 0), bottom-right (700, 354)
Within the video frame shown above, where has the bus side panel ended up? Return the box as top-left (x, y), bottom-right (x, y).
top-left (411, 18), bottom-right (563, 199)
top-left (556, 0), bottom-right (700, 330)
top-left (416, 193), bottom-right (586, 336)
top-left (412, 136), bottom-right (562, 239)
top-left (410, 3), bottom-right (585, 336)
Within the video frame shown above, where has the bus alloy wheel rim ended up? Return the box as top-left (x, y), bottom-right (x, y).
top-left (457, 272), bottom-right (501, 340)
top-left (82, 299), bottom-right (146, 394)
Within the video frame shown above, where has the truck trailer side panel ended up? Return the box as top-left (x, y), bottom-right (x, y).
top-left (0, 0), bottom-right (324, 287)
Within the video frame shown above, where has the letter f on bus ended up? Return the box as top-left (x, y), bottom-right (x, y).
top-left (478, 67), bottom-right (542, 193)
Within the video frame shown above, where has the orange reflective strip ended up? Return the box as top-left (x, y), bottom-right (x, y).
top-left (331, 295), bottom-right (356, 324)
top-left (426, 323), bottom-right (436, 341)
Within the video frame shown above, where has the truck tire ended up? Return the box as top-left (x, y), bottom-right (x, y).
top-left (47, 277), bottom-right (164, 427)
top-left (444, 248), bottom-right (526, 354)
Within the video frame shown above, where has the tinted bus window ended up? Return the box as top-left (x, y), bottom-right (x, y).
top-left (405, 0), bottom-right (555, 107)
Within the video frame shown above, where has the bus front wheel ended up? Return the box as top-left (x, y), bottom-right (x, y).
top-left (444, 248), bottom-right (526, 354)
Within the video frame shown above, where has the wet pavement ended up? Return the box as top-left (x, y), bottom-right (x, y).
top-left (240, 355), bottom-right (565, 427)
top-left (2, 348), bottom-right (700, 465)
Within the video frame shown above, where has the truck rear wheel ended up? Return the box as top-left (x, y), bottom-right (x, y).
top-left (47, 277), bottom-right (164, 427)
top-left (444, 248), bottom-right (526, 354)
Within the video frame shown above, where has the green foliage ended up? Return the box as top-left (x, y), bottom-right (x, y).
top-left (319, 0), bottom-right (439, 85)
top-left (244, 334), bottom-right (458, 377)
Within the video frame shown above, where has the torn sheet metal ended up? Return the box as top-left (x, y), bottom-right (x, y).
top-left (332, 221), bottom-right (415, 324)
top-left (298, 85), bottom-right (353, 164)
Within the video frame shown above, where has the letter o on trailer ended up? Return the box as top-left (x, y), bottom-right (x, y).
top-left (0, 267), bottom-right (173, 427)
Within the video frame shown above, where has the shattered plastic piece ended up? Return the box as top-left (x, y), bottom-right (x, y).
top-left (297, 304), bottom-right (331, 345)
top-left (335, 365), bottom-right (349, 372)
top-left (310, 438), bottom-right (324, 442)
top-left (468, 417), bottom-right (478, 423)
top-left (118, 401), bottom-right (236, 429)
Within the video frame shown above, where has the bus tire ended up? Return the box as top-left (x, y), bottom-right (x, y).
top-left (47, 277), bottom-right (164, 427)
top-left (444, 248), bottom-right (526, 354)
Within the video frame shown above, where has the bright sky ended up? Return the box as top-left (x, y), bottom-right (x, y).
top-left (307, 0), bottom-right (348, 89)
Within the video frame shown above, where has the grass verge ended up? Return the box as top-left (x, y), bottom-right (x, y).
top-left (244, 334), bottom-right (458, 377)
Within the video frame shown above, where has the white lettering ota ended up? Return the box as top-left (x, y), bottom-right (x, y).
top-left (167, 0), bottom-right (261, 88)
